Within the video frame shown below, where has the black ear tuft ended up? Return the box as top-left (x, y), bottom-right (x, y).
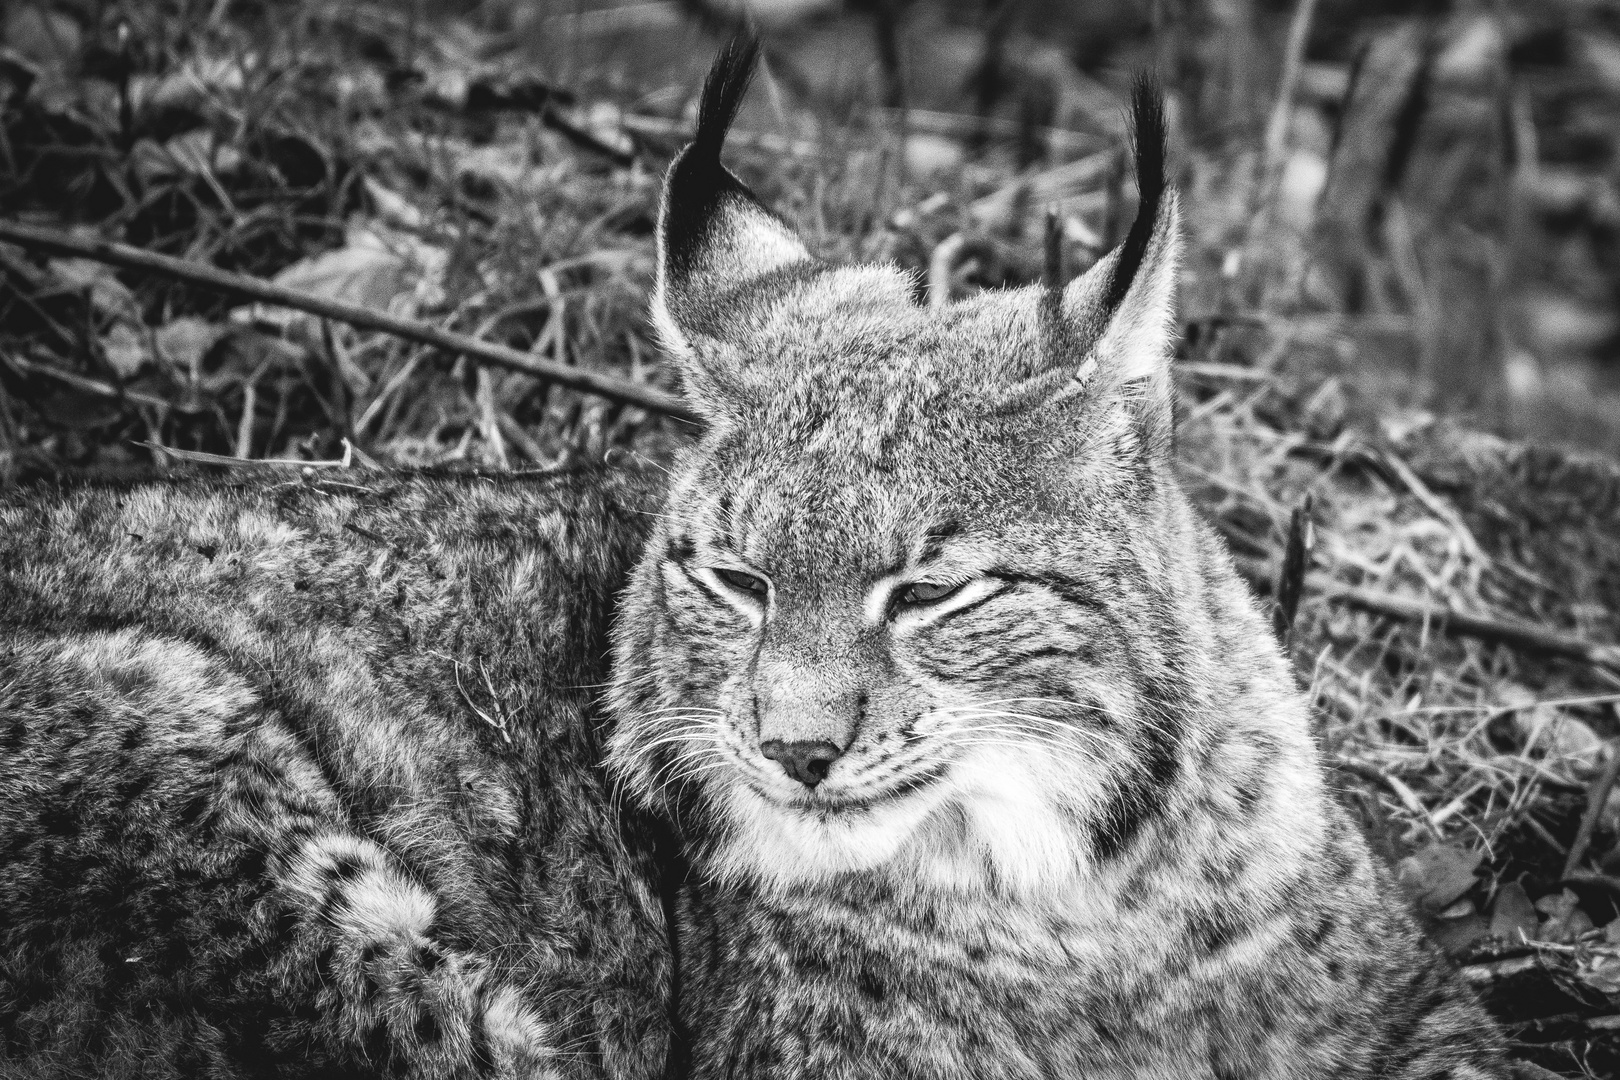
top-left (1101, 79), bottom-right (1167, 315)
top-left (662, 36), bottom-right (763, 278)
top-left (694, 35), bottom-right (761, 160)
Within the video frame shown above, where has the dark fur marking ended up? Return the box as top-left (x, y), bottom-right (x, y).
top-left (667, 534), bottom-right (697, 562)
top-left (663, 36), bottom-right (769, 281)
top-left (918, 519), bottom-right (962, 564)
top-left (1101, 80), bottom-right (1167, 317)
top-left (1294, 911), bottom-right (1336, 954)
top-left (984, 568), bottom-right (1104, 611)
top-left (1086, 676), bottom-right (1184, 861)
top-left (1187, 904), bottom-right (1248, 955)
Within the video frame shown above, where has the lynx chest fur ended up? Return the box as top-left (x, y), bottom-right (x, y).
top-left (605, 40), bottom-right (1512, 1079)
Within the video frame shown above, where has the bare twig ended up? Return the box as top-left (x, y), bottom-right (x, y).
top-left (1457, 954), bottom-right (1539, 986)
top-left (928, 233), bottom-right (968, 310)
top-left (0, 220), bottom-right (699, 425)
top-left (1561, 731), bottom-right (1620, 880)
top-left (1042, 209), bottom-right (1063, 288)
top-left (1562, 871), bottom-right (1620, 896)
top-left (496, 410), bottom-right (553, 466)
top-left (1375, 446), bottom-right (1488, 570)
top-left (3, 353), bottom-right (174, 411)
top-left (476, 367), bottom-right (510, 470)
top-left (235, 379), bottom-right (257, 458)
top-left (1261, 0), bottom-right (1321, 185)
top-left (1274, 494), bottom-right (1315, 645)
top-left (1510, 1012), bottom-right (1620, 1045)
top-left (1236, 556), bottom-right (1620, 673)
top-left (136, 441), bottom-right (352, 469)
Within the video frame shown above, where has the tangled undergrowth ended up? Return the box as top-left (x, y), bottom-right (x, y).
top-left (3, 1), bottom-right (1620, 1074)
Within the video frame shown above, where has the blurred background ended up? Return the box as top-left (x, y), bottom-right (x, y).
top-left (6, 2), bottom-right (1620, 1075)
top-left (3, 0), bottom-right (1620, 470)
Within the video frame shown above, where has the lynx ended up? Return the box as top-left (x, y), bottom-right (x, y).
top-left (605, 38), bottom-right (1512, 1079)
top-left (0, 35), bottom-right (1510, 1080)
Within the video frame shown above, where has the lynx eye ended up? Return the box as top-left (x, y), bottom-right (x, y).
top-left (714, 567), bottom-right (769, 596)
top-left (897, 580), bottom-right (961, 606)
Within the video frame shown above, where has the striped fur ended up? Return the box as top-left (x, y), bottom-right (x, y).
top-left (0, 470), bottom-right (671, 1079)
top-left (605, 39), bottom-right (1512, 1078)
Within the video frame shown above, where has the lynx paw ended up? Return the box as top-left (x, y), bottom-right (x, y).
top-left (283, 831), bottom-right (562, 1077)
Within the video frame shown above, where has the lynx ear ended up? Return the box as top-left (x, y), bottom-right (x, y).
top-left (1049, 82), bottom-right (1181, 456)
top-left (652, 37), bottom-right (813, 406)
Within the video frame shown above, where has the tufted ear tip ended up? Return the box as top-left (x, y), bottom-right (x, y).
top-left (1102, 78), bottom-right (1169, 318)
top-left (653, 36), bottom-right (812, 375)
top-left (660, 35), bottom-right (763, 282)
top-left (694, 35), bottom-right (761, 163)
top-left (999, 76), bottom-right (1180, 460)
top-left (1052, 78), bottom-right (1178, 372)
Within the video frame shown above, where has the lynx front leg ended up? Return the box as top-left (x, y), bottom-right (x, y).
top-left (272, 830), bottom-right (561, 1080)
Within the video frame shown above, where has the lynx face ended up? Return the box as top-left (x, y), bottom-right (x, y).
top-left (608, 41), bottom-right (1192, 897)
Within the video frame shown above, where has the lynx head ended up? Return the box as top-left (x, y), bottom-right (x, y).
top-left (609, 39), bottom-right (1227, 899)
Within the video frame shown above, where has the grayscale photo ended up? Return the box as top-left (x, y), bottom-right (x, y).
top-left (1, 0), bottom-right (1618, 1076)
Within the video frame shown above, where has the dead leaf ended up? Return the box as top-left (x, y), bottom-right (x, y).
top-left (1430, 912), bottom-right (1488, 956)
top-left (129, 56), bottom-right (245, 115)
top-left (1436, 898), bottom-right (1475, 919)
top-left (1302, 378), bottom-right (1347, 441)
top-left (49, 257), bottom-right (139, 322)
top-left (905, 133), bottom-right (966, 178)
top-left (130, 130), bottom-right (243, 184)
top-left (197, 328), bottom-right (306, 392)
top-left (1575, 951), bottom-right (1620, 995)
top-left (240, 224), bottom-right (446, 332)
top-left (3, 5), bottom-right (80, 76)
top-left (1535, 888), bottom-right (1596, 943)
top-left (362, 177), bottom-right (424, 230)
top-left (100, 323), bottom-right (149, 378)
top-left (1396, 843), bottom-right (1483, 912)
top-left (1512, 1063), bottom-right (1575, 1080)
top-left (1488, 881), bottom-right (1539, 944)
top-left (154, 318), bottom-right (225, 381)
top-left (1500, 684), bottom-right (1606, 775)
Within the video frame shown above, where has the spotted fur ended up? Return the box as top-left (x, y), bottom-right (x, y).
top-left (606, 38), bottom-right (1512, 1078)
top-left (0, 469), bottom-right (671, 1079)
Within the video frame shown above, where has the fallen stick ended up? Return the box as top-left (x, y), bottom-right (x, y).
top-left (1458, 954), bottom-right (1539, 987)
top-left (0, 219), bottom-right (700, 425)
top-left (1235, 556), bottom-right (1620, 673)
top-left (1561, 747), bottom-right (1620, 880)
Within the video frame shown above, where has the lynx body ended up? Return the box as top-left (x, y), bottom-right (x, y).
top-left (605, 39), bottom-right (1511, 1079)
top-left (0, 471), bottom-right (672, 1078)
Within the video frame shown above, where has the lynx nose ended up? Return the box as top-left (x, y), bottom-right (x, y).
top-left (760, 740), bottom-right (843, 788)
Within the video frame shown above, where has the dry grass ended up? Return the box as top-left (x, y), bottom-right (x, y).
top-left (3, 0), bottom-right (1620, 1073)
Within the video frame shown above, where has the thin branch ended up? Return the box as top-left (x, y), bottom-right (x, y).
top-left (1561, 740), bottom-right (1620, 880)
top-left (1458, 954), bottom-right (1539, 987)
top-left (1261, 0), bottom-right (1321, 184)
top-left (0, 220), bottom-right (700, 425)
top-left (1236, 556), bottom-right (1620, 673)
top-left (928, 233), bottom-right (967, 310)
top-left (4, 352), bottom-right (174, 410)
